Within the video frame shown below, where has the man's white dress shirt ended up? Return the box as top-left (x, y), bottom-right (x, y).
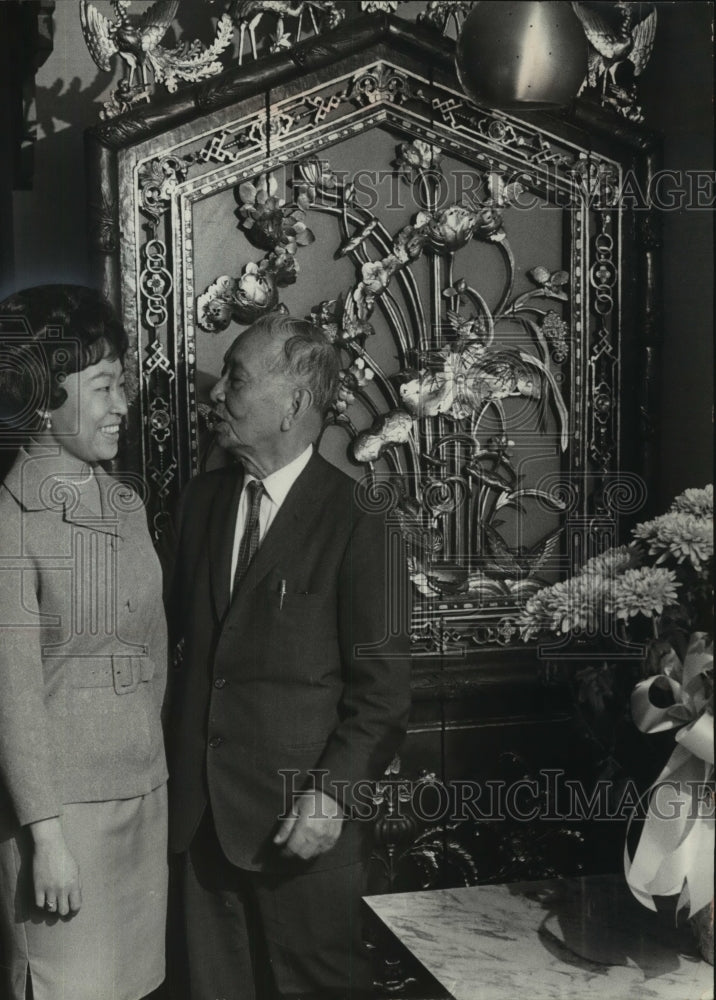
top-left (229, 444), bottom-right (313, 595)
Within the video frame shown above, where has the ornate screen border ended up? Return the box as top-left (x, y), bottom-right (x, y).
top-left (87, 20), bottom-right (661, 658)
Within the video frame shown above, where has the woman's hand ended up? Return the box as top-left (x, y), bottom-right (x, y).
top-left (28, 818), bottom-right (82, 916)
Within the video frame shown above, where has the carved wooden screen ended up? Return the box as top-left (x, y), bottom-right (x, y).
top-left (87, 24), bottom-right (658, 657)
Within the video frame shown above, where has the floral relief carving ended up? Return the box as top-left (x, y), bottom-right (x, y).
top-left (196, 172), bottom-right (316, 332)
top-left (349, 65), bottom-right (412, 106)
top-left (197, 138), bottom-right (578, 617)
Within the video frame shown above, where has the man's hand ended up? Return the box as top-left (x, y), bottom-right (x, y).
top-left (273, 789), bottom-right (344, 861)
top-left (29, 817), bottom-right (82, 916)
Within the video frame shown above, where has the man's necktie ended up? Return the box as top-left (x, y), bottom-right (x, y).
top-left (232, 479), bottom-right (264, 593)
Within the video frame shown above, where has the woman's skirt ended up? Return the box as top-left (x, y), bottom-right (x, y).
top-left (0, 783), bottom-right (168, 1000)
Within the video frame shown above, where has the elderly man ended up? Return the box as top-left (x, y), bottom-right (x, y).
top-left (168, 314), bottom-right (411, 1000)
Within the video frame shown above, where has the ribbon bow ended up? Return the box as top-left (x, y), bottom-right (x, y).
top-left (624, 632), bottom-right (714, 917)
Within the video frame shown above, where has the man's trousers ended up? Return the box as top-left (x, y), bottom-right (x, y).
top-left (182, 810), bottom-right (374, 1000)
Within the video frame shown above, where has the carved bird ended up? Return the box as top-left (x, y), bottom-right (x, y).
top-left (572, 1), bottom-right (657, 98)
top-left (480, 524), bottom-right (563, 581)
top-left (80, 0), bottom-right (179, 90)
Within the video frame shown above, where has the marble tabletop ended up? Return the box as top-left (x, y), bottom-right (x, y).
top-left (365, 874), bottom-right (714, 1000)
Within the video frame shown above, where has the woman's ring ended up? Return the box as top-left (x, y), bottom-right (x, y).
top-left (45, 901), bottom-right (57, 912)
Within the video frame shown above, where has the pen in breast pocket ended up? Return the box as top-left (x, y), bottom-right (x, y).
top-left (279, 579), bottom-right (286, 610)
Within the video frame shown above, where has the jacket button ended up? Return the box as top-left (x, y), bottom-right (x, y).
top-left (214, 677), bottom-right (226, 689)
top-left (208, 736), bottom-right (223, 749)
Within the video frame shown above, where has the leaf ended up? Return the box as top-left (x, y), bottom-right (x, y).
top-left (446, 309), bottom-right (462, 330)
top-left (506, 578), bottom-right (545, 597)
top-left (551, 270), bottom-right (569, 286)
top-left (518, 351), bottom-right (569, 451)
top-left (465, 575), bottom-right (511, 598)
top-left (527, 528), bottom-right (564, 578)
top-left (495, 489), bottom-right (567, 512)
top-left (466, 464), bottom-right (513, 492)
top-left (523, 318), bottom-right (550, 367)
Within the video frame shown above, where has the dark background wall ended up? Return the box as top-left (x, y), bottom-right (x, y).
top-left (2, 0), bottom-right (713, 508)
top-left (639, 1), bottom-right (714, 506)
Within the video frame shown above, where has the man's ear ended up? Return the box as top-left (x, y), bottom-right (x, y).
top-left (280, 387), bottom-right (313, 431)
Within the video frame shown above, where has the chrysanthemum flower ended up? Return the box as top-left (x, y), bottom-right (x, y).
top-left (670, 484), bottom-right (713, 519)
top-left (633, 512), bottom-right (713, 571)
top-left (605, 566), bottom-right (680, 620)
top-left (519, 574), bottom-right (609, 635)
top-left (580, 545), bottom-right (636, 577)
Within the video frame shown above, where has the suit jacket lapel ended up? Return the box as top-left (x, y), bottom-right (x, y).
top-left (208, 470), bottom-right (244, 622)
top-left (231, 453), bottom-right (326, 603)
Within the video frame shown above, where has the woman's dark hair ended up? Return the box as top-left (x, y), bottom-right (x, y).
top-left (0, 285), bottom-right (128, 435)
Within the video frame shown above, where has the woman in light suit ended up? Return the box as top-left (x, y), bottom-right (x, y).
top-left (0, 286), bottom-right (168, 1000)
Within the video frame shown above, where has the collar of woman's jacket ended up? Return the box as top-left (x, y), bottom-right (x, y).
top-left (2, 446), bottom-right (128, 537)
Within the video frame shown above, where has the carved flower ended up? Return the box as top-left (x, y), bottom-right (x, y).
top-left (238, 173), bottom-right (315, 253)
top-left (341, 312), bottom-right (375, 342)
top-left (542, 310), bottom-right (569, 362)
top-left (400, 344), bottom-right (545, 422)
top-left (416, 205), bottom-right (479, 252)
top-left (361, 256), bottom-right (400, 294)
top-left (310, 299), bottom-right (342, 343)
top-left (231, 261), bottom-right (278, 323)
top-left (487, 435), bottom-right (515, 458)
top-left (196, 275), bottom-right (237, 333)
top-left (446, 309), bottom-right (488, 343)
top-left (325, 4), bottom-right (346, 28)
top-left (310, 297), bottom-right (374, 344)
top-left (352, 408), bottom-right (414, 464)
top-left (395, 139), bottom-right (442, 180)
top-left (264, 248), bottom-right (299, 287)
top-left (333, 357), bottom-right (375, 413)
top-left (344, 284), bottom-right (377, 341)
top-left (348, 356), bottom-right (375, 389)
top-left (473, 206), bottom-right (505, 242)
top-left (294, 157), bottom-right (338, 204)
top-left (392, 224), bottom-right (428, 263)
top-left (528, 267), bottom-right (570, 296)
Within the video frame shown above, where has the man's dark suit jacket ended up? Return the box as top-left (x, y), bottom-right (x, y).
top-left (168, 451), bottom-right (411, 872)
